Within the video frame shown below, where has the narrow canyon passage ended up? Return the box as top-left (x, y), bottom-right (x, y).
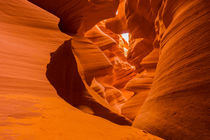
top-left (0, 0), bottom-right (209, 140)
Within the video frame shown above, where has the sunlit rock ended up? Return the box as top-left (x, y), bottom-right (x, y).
top-left (29, 0), bottom-right (119, 34)
top-left (1, 0), bottom-right (209, 139)
top-left (133, 1), bottom-right (210, 139)
top-left (105, 0), bottom-right (128, 34)
top-left (122, 48), bottom-right (159, 120)
top-left (127, 38), bottom-right (153, 72)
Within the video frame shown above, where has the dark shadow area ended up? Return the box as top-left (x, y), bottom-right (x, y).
top-left (46, 40), bottom-right (131, 125)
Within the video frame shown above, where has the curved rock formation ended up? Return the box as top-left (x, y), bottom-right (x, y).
top-left (112, 57), bottom-right (136, 88)
top-left (105, 0), bottom-right (128, 34)
top-left (29, 0), bottom-right (119, 34)
top-left (127, 38), bottom-right (153, 72)
top-left (46, 39), bottom-right (131, 125)
top-left (1, 0), bottom-right (209, 139)
top-left (90, 78), bottom-right (106, 98)
top-left (133, 0), bottom-right (210, 139)
top-left (121, 48), bottom-right (159, 120)
top-left (71, 36), bottom-right (113, 84)
top-left (125, 0), bottom-right (156, 40)
top-left (0, 0), bottom-right (164, 139)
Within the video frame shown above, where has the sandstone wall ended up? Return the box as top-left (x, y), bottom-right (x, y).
top-left (132, 0), bottom-right (210, 139)
top-left (0, 0), bottom-right (163, 139)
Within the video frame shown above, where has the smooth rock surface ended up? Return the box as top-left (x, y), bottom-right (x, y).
top-left (133, 0), bottom-right (210, 139)
top-left (46, 39), bottom-right (131, 125)
top-left (71, 36), bottom-right (113, 84)
top-left (29, 0), bottom-right (119, 34)
top-left (0, 0), bottom-right (164, 139)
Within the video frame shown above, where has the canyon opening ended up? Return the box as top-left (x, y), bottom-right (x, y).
top-left (0, 0), bottom-right (209, 140)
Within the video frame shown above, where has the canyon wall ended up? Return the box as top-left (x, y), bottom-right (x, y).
top-left (1, 0), bottom-right (209, 139)
top-left (106, 0), bottom-right (210, 139)
top-left (29, 0), bottom-right (119, 34)
top-left (131, 0), bottom-right (210, 139)
top-left (0, 0), bottom-right (163, 139)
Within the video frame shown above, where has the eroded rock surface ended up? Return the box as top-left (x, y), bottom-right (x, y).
top-left (0, 0), bottom-right (164, 139)
top-left (29, 0), bottom-right (119, 34)
top-left (121, 48), bottom-right (159, 120)
top-left (132, 0), bottom-right (210, 139)
top-left (1, 0), bottom-right (209, 139)
top-left (46, 39), bottom-right (131, 125)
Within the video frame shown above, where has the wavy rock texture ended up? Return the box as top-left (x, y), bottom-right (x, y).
top-left (90, 78), bottom-right (106, 98)
top-left (112, 58), bottom-right (136, 89)
top-left (121, 89), bottom-right (148, 120)
top-left (133, 0), bottom-right (210, 139)
top-left (0, 0), bottom-right (164, 139)
top-left (1, 0), bottom-right (209, 139)
top-left (29, 0), bottom-right (119, 34)
top-left (85, 25), bottom-right (135, 102)
top-left (46, 39), bottom-right (131, 125)
top-left (85, 25), bottom-right (117, 51)
top-left (121, 48), bottom-right (159, 120)
top-left (127, 38), bottom-right (153, 72)
top-left (71, 36), bottom-right (113, 84)
top-left (125, 0), bottom-right (156, 40)
top-left (105, 0), bottom-right (128, 34)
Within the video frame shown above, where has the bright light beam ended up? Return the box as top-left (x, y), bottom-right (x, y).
top-left (116, 10), bottom-right (118, 15)
top-left (121, 33), bottom-right (129, 43)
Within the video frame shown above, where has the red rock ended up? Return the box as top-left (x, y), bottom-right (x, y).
top-left (133, 0), bottom-right (210, 139)
top-left (90, 78), bottom-right (106, 98)
top-left (0, 0), bottom-right (165, 139)
top-left (125, 76), bottom-right (153, 93)
top-left (85, 24), bottom-right (135, 92)
top-left (29, 0), bottom-right (119, 34)
top-left (104, 84), bottom-right (127, 111)
top-left (121, 90), bottom-right (148, 120)
top-left (86, 24), bottom-right (127, 62)
top-left (125, 0), bottom-right (156, 39)
top-left (127, 38), bottom-right (153, 72)
top-left (85, 25), bottom-right (117, 50)
top-left (2, 0), bottom-right (209, 139)
top-left (46, 39), bottom-right (131, 125)
top-left (71, 36), bottom-right (113, 84)
top-left (112, 57), bottom-right (136, 89)
top-left (141, 48), bottom-right (159, 72)
top-left (97, 21), bottom-right (120, 43)
top-left (105, 0), bottom-right (128, 34)
top-left (122, 44), bottom-right (159, 122)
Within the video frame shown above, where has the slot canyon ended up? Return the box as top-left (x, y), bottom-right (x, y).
top-left (0, 0), bottom-right (209, 139)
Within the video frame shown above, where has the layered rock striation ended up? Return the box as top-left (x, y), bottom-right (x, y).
top-left (46, 39), bottom-right (132, 125)
top-left (1, 0), bottom-right (209, 139)
top-left (0, 0), bottom-right (164, 139)
top-left (29, 0), bottom-right (119, 34)
top-left (131, 0), bottom-right (210, 140)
